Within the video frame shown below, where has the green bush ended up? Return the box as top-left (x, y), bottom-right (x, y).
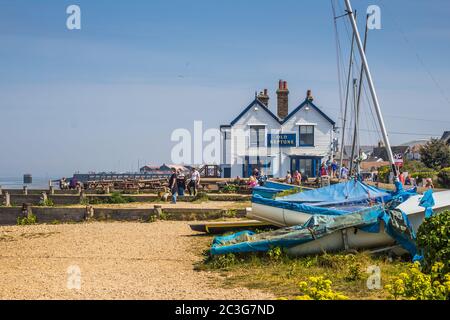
top-left (377, 165), bottom-right (391, 183)
top-left (17, 214), bottom-right (37, 225)
top-left (437, 167), bottom-right (450, 188)
top-left (417, 210), bottom-right (450, 274)
top-left (222, 184), bottom-right (238, 193)
top-left (38, 198), bottom-right (54, 207)
top-left (409, 171), bottom-right (438, 184)
top-left (385, 262), bottom-right (449, 300)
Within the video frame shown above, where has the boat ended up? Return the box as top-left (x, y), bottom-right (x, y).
top-left (209, 0), bottom-right (450, 257)
top-left (189, 219), bottom-right (275, 234)
top-left (249, 179), bottom-right (396, 227)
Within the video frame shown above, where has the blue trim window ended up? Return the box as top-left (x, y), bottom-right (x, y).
top-left (250, 125), bottom-right (266, 147)
top-left (299, 125), bottom-right (314, 146)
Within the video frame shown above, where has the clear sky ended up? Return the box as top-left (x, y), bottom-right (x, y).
top-left (1, 0), bottom-right (449, 177)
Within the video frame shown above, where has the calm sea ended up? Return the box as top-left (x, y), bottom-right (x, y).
top-left (0, 177), bottom-right (61, 189)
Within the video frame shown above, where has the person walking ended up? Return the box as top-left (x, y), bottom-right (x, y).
top-left (176, 169), bottom-right (186, 196)
top-left (293, 170), bottom-right (302, 186)
top-left (285, 171), bottom-right (292, 184)
top-left (169, 168), bottom-right (178, 204)
top-left (189, 167), bottom-right (201, 196)
top-left (331, 160), bottom-right (338, 178)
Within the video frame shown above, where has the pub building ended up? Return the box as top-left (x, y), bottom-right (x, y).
top-left (220, 81), bottom-right (336, 179)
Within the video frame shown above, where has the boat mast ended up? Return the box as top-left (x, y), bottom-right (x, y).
top-left (338, 31), bottom-right (355, 174)
top-left (349, 78), bottom-right (359, 176)
top-left (344, 0), bottom-right (399, 179)
top-left (349, 14), bottom-right (369, 177)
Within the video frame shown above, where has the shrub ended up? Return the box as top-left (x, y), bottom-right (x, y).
top-left (107, 192), bottom-right (134, 204)
top-left (267, 247), bottom-right (283, 262)
top-left (377, 165), bottom-right (391, 183)
top-left (416, 210), bottom-right (450, 274)
top-left (385, 262), bottom-right (450, 300)
top-left (17, 214), bottom-right (37, 225)
top-left (420, 139), bottom-right (450, 170)
top-left (409, 171), bottom-right (438, 184)
top-left (38, 198), bottom-right (54, 207)
top-left (222, 184), bottom-right (238, 193)
top-left (293, 276), bottom-right (348, 300)
top-left (437, 167), bottom-right (450, 188)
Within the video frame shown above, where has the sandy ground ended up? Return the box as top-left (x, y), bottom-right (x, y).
top-left (0, 221), bottom-right (273, 300)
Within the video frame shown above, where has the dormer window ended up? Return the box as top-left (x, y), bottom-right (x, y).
top-left (299, 125), bottom-right (314, 146)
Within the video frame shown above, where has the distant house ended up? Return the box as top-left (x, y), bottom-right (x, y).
top-left (220, 81), bottom-right (336, 178)
top-left (335, 145), bottom-right (375, 168)
top-left (139, 164), bottom-right (188, 174)
top-left (441, 131), bottom-right (450, 145)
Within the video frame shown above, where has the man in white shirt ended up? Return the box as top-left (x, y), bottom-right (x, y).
top-left (189, 167), bottom-right (201, 196)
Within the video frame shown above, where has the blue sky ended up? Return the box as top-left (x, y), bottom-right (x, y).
top-left (0, 0), bottom-right (449, 177)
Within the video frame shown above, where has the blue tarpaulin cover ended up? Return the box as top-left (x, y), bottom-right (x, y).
top-left (210, 182), bottom-right (424, 257)
top-left (210, 206), bottom-right (384, 255)
top-left (276, 180), bottom-right (392, 205)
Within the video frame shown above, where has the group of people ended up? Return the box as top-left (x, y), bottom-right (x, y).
top-left (247, 168), bottom-right (266, 188)
top-left (168, 167), bottom-right (201, 204)
top-left (284, 170), bottom-right (305, 185)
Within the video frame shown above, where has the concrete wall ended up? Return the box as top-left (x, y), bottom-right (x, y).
top-left (0, 206), bottom-right (247, 225)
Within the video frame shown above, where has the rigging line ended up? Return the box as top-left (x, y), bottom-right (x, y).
top-left (359, 128), bottom-right (441, 136)
top-left (379, 0), bottom-right (450, 107)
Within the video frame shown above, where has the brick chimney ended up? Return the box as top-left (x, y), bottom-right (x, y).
top-left (276, 80), bottom-right (289, 119)
top-left (257, 89), bottom-right (269, 107)
top-left (306, 89), bottom-right (314, 101)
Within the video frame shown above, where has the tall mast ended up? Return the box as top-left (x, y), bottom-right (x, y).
top-left (349, 13), bottom-right (369, 177)
top-left (349, 78), bottom-right (358, 176)
top-left (344, 0), bottom-right (399, 179)
top-left (338, 31), bottom-right (355, 173)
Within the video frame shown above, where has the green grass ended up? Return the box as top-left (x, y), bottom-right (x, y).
top-left (196, 250), bottom-right (410, 300)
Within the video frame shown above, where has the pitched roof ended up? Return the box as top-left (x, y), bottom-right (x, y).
top-left (230, 98), bottom-right (281, 126)
top-left (226, 97), bottom-right (335, 127)
top-left (281, 99), bottom-right (336, 126)
top-left (441, 131), bottom-right (450, 142)
top-left (372, 146), bottom-right (409, 161)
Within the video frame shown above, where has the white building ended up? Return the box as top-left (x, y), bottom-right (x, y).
top-left (220, 80), bottom-right (336, 178)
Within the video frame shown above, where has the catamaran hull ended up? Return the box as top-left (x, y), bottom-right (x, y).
top-left (248, 202), bottom-right (311, 227)
top-left (250, 190), bottom-right (450, 229)
top-left (287, 227), bottom-right (395, 256)
top-left (250, 190), bottom-right (450, 256)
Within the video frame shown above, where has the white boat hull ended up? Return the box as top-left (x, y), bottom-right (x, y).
top-left (287, 226), bottom-right (395, 256)
top-left (250, 190), bottom-right (450, 256)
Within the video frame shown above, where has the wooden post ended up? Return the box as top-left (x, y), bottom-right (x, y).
top-left (49, 186), bottom-right (55, 195)
top-left (0, 185), bottom-right (2, 196)
top-left (154, 205), bottom-right (162, 219)
top-left (41, 192), bottom-right (48, 204)
top-left (22, 203), bottom-right (32, 218)
top-left (105, 186), bottom-right (110, 194)
top-left (79, 190), bottom-right (86, 203)
top-left (5, 192), bottom-right (11, 207)
top-left (85, 205), bottom-right (94, 221)
top-left (23, 186), bottom-right (28, 195)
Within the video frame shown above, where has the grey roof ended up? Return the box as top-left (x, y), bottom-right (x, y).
top-left (372, 146), bottom-right (409, 161)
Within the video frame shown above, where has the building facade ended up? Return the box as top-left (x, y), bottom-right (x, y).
top-left (220, 81), bottom-right (336, 178)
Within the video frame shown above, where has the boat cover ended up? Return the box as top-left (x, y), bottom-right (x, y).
top-left (211, 205), bottom-right (384, 255)
top-left (211, 188), bottom-right (428, 258)
top-left (276, 180), bottom-right (392, 205)
top-left (252, 181), bottom-right (297, 199)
